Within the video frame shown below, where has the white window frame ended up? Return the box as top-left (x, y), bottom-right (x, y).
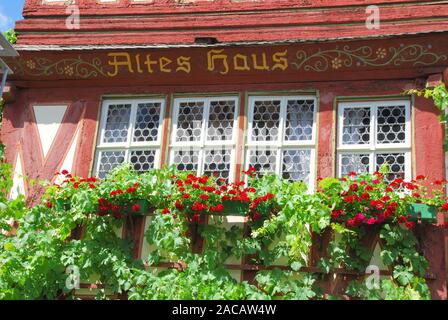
top-left (94, 98), bottom-right (165, 176)
top-left (245, 95), bottom-right (317, 191)
top-left (169, 96), bottom-right (239, 181)
top-left (337, 100), bottom-right (412, 180)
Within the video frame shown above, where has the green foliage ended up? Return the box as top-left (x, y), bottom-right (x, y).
top-left (406, 83), bottom-right (448, 150)
top-left (0, 165), bottom-right (436, 300)
top-left (2, 29), bottom-right (17, 44)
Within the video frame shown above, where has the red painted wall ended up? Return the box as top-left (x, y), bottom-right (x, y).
top-left (14, 0), bottom-right (448, 45)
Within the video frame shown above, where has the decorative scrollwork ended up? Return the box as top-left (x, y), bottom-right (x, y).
top-left (291, 44), bottom-right (447, 72)
top-left (12, 56), bottom-right (107, 78)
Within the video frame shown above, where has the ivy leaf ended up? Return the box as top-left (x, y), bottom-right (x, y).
top-left (290, 261), bottom-right (302, 271)
top-left (393, 266), bottom-right (414, 286)
top-left (381, 250), bottom-right (396, 265)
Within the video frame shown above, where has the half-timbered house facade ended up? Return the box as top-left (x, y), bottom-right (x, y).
top-left (1, 0), bottom-right (448, 299)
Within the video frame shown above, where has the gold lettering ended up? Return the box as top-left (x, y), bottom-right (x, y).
top-left (251, 53), bottom-right (270, 71)
top-left (159, 57), bottom-right (173, 73)
top-left (233, 54), bottom-right (250, 71)
top-left (272, 50), bottom-right (288, 71)
top-left (107, 52), bottom-right (134, 77)
top-left (207, 49), bottom-right (229, 75)
top-left (144, 54), bottom-right (158, 74)
top-left (135, 54), bottom-right (143, 74)
top-left (176, 56), bottom-right (191, 73)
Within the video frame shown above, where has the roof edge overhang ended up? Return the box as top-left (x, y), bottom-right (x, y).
top-left (0, 34), bottom-right (18, 57)
top-left (13, 30), bottom-right (448, 52)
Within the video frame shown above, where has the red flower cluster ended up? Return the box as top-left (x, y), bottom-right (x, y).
top-left (169, 171), bottom-right (274, 223)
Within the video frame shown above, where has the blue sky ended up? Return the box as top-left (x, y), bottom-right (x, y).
top-left (0, 0), bottom-right (25, 32)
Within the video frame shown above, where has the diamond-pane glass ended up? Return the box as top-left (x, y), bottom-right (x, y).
top-left (175, 101), bottom-right (204, 142)
top-left (203, 149), bottom-right (232, 180)
top-left (103, 104), bottom-right (132, 143)
top-left (285, 99), bottom-right (314, 141)
top-left (377, 105), bottom-right (406, 144)
top-left (251, 100), bottom-right (281, 142)
top-left (282, 149), bottom-right (311, 183)
top-left (340, 154), bottom-right (370, 176)
top-left (133, 102), bottom-right (161, 143)
top-left (130, 150), bottom-right (156, 173)
top-left (98, 151), bottom-right (126, 179)
top-left (376, 153), bottom-right (405, 183)
top-left (207, 100), bottom-right (235, 141)
top-left (172, 149), bottom-right (199, 172)
top-left (342, 107), bottom-right (370, 145)
top-left (248, 149), bottom-right (277, 177)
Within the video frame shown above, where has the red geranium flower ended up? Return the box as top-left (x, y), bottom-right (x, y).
top-left (349, 184), bottom-right (359, 192)
top-left (397, 215), bottom-right (407, 223)
top-left (222, 195), bottom-right (231, 202)
top-left (252, 212), bottom-right (262, 221)
top-left (162, 208), bottom-right (170, 215)
top-left (61, 170), bottom-right (69, 175)
top-left (199, 176), bottom-right (208, 185)
top-left (343, 195), bottom-right (357, 203)
top-left (175, 200), bottom-right (184, 210)
top-left (365, 186), bottom-right (374, 191)
top-left (111, 205), bottom-right (121, 213)
top-left (355, 213), bottom-right (365, 222)
top-left (416, 175), bottom-right (426, 180)
top-left (215, 204), bottom-right (224, 212)
top-left (360, 192), bottom-right (370, 200)
top-left (46, 202), bottom-right (53, 209)
top-left (243, 166), bottom-right (257, 175)
top-left (132, 204), bottom-right (141, 213)
top-left (442, 203), bottom-right (448, 211)
top-left (346, 219), bottom-right (356, 227)
top-left (89, 184), bottom-right (96, 189)
top-left (182, 193), bottom-right (191, 199)
top-left (405, 221), bottom-right (415, 230)
top-left (192, 184), bottom-right (200, 189)
top-left (126, 187), bottom-right (136, 193)
top-left (331, 210), bottom-right (343, 220)
top-left (347, 171), bottom-right (357, 177)
top-left (199, 194), bottom-right (209, 201)
top-left (367, 218), bottom-right (377, 225)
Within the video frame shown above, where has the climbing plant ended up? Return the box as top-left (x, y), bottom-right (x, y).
top-left (0, 165), bottom-right (445, 300)
top-left (406, 82), bottom-right (448, 149)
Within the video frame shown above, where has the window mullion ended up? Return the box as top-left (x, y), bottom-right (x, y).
top-left (371, 104), bottom-right (377, 149)
top-left (277, 97), bottom-right (288, 176)
top-left (202, 98), bottom-right (210, 148)
top-left (127, 101), bottom-right (138, 149)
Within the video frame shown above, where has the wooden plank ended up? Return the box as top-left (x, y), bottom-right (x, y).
top-left (15, 5), bottom-right (448, 32)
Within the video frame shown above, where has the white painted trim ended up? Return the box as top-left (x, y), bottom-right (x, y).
top-left (337, 100), bottom-right (412, 180)
top-left (169, 96), bottom-right (239, 180)
top-left (245, 95), bottom-right (318, 191)
top-left (94, 98), bottom-right (166, 177)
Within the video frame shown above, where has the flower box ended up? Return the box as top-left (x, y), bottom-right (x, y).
top-left (408, 203), bottom-right (438, 222)
top-left (218, 201), bottom-right (249, 216)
